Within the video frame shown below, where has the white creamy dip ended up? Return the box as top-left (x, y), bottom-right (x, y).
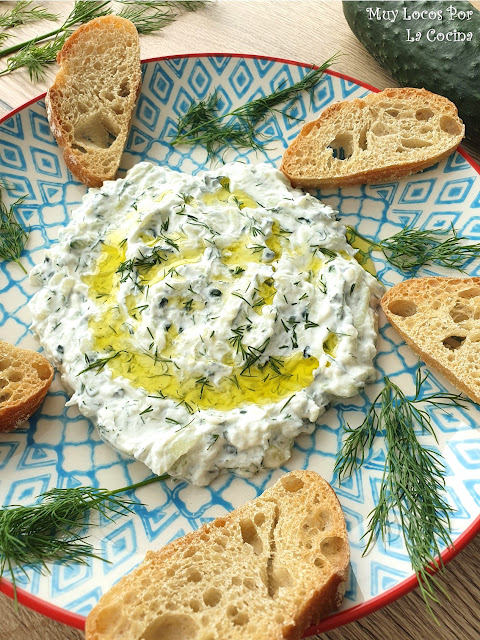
top-left (29, 162), bottom-right (382, 485)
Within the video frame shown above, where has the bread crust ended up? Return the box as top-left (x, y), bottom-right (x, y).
top-left (46, 16), bottom-right (141, 188)
top-left (0, 341), bottom-right (54, 432)
top-left (85, 470), bottom-right (349, 640)
top-left (281, 88), bottom-right (464, 189)
top-left (381, 277), bottom-right (480, 403)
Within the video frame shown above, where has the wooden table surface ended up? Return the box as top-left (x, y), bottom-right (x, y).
top-left (0, 2), bottom-right (479, 639)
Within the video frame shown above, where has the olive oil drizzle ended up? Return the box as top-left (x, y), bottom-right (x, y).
top-left (79, 186), bottom-right (366, 412)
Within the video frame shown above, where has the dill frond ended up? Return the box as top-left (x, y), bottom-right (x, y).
top-left (117, 1), bottom-right (210, 34)
top-left (172, 56), bottom-right (339, 158)
top-left (0, 1), bottom-right (111, 74)
top-left (0, 1), bottom-right (59, 30)
top-left (0, 475), bottom-right (168, 600)
top-left (347, 224), bottom-right (480, 273)
top-left (335, 368), bottom-right (473, 617)
top-left (0, 188), bottom-right (28, 273)
top-left (0, 30), bottom-right (70, 81)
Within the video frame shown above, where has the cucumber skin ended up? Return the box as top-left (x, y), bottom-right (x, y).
top-left (342, 1), bottom-right (480, 138)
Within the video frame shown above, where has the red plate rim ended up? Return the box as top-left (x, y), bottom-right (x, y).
top-left (1, 52), bottom-right (479, 633)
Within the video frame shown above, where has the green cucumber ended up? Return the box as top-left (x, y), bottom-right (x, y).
top-left (343, 1), bottom-right (480, 138)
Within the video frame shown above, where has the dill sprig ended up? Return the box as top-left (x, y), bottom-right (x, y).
top-left (0, 1), bottom-right (111, 79)
top-left (0, 1), bottom-right (58, 37)
top-left (0, 1), bottom-right (110, 58)
top-left (172, 56), bottom-right (338, 157)
top-left (335, 368), bottom-right (473, 616)
top-left (0, 30), bottom-right (70, 81)
top-left (347, 225), bottom-right (480, 273)
top-left (0, 188), bottom-right (29, 274)
top-left (117, 1), bottom-right (210, 35)
top-left (173, 90), bottom-right (261, 157)
top-left (0, 0), bottom-right (210, 79)
top-left (0, 474), bottom-right (168, 601)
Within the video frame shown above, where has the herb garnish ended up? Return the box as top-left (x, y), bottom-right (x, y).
top-left (78, 350), bottom-right (126, 375)
top-left (0, 1), bottom-right (111, 79)
top-left (347, 225), bottom-right (480, 273)
top-left (0, 474), bottom-right (168, 600)
top-left (0, 1), bottom-right (210, 80)
top-left (335, 368), bottom-right (473, 615)
top-left (0, 188), bottom-right (28, 273)
top-left (117, 0), bottom-right (208, 34)
top-left (0, 1), bottom-right (58, 46)
top-left (195, 376), bottom-right (212, 399)
top-left (171, 56), bottom-right (338, 157)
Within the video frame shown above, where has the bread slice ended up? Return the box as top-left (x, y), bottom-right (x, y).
top-left (381, 277), bottom-right (480, 403)
top-left (85, 470), bottom-right (349, 640)
top-left (281, 88), bottom-right (464, 189)
top-left (46, 16), bottom-right (141, 188)
top-left (0, 341), bottom-right (54, 432)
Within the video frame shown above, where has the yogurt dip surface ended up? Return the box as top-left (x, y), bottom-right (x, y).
top-left (29, 162), bottom-right (382, 485)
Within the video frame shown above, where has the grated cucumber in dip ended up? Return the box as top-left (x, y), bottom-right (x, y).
top-left (29, 162), bottom-right (383, 485)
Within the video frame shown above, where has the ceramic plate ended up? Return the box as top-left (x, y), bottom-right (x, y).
top-left (1, 55), bottom-right (479, 634)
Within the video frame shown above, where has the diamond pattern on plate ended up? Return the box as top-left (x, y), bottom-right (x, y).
top-left (0, 139), bottom-right (26, 170)
top-left (0, 55), bottom-right (479, 623)
top-left (229, 59), bottom-right (255, 98)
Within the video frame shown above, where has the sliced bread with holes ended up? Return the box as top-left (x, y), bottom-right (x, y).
top-left (46, 16), bottom-right (141, 188)
top-left (381, 277), bottom-right (480, 403)
top-left (281, 88), bottom-right (464, 189)
top-left (0, 341), bottom-right (54, 432)
top-left (85, 470), bottom-right (349, 640)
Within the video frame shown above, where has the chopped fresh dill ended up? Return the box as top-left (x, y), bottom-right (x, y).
top-left (229, 326), bottom-right (247, 357)
top-left (231, 266), bottom-right (245, 276)
top-left (248, 243), bottom-right (266, 255)
top-left (311, 245), bottom-right (336, 261)
top-left (241, 338), bottom-right (270, 374)
top-left (267, 355), bottom-right (287, 377)
top-left (183, 298), bottom-right (194, 312)
top-left (232, 195), bottom-right (244, 209)
top-left (304, 313), bottom-right (319, 330)
top-left (250, 225), bottom-right (264, 237)
top-left (132, 304), bottom-right (149, 313)
top-left (178, 192), bottom-right (195, 204)
top-left (177, 398), bottom-right (194, 414)
top-left (218, 176), bottom-right (231, 192)
top-left (231, 291), bottom-right (252, 307)
top-left (334, 368), bottom-right (474, 617)
top-left (147, 391), bottom-right (166, 399)
top-left (78, 351), bottom-right (125, 375)
top-left (175, 417), bottom-right (195, 432)
top-left (207, 434), bottom-right (219, 450)
top-left (281, 394), bottom-right (295, 411)
top-left (195, 376), bottom-right (212, 399)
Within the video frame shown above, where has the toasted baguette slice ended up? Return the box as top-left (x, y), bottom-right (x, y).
top-left (381, 277), bottom-right (480, 403)
top-left (85, 470), bottom-right (349, 640)
top-left (281, 88), bottom-right (464, 189)
top-left (0, 341), bottom-right (54, 432)
top-left (46, 16), bottom-right (141, 188)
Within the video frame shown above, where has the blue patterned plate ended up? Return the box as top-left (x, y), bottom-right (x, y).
top-left (1, 55), bottom-right (479, 633)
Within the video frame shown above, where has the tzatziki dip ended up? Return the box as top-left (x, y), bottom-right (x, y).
top-left (29, 162), bottom-right (382, 485)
